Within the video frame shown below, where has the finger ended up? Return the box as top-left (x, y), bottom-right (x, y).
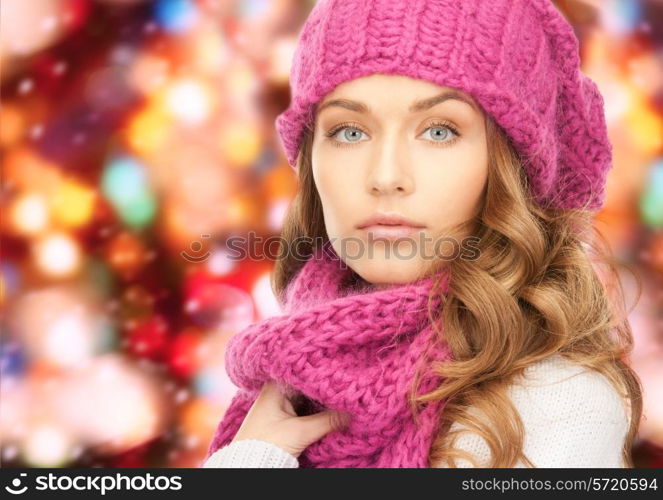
top-left (256, 380), bottom-right (298, 415)
top-left (282, 394), bottom-right (296, 415)
top-left (296, 410), bottom-right (349, 444)
top-left (254, 380), bottom-right (283, 407)
top-left (278, 385), bottom-right (302, 414)
top-left (330, 411), bottom-right (351, 432)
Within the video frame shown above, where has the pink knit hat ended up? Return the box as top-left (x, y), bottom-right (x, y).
top-left (274, 0), bottom-right (613, 211)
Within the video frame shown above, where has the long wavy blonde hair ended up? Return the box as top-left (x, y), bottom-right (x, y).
top-left (271, 112), bottom-right (643, 468)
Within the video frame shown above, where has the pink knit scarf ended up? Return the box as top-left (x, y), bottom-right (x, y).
top-left (204, 241), bottom-right (452, 468)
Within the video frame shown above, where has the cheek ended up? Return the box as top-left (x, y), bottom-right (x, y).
top-left (313, 159), bottom-right (340, 204)
top-left (416, 148), bottom-right (488, 225)
top-left (312, 156), bottom-right (359, 231)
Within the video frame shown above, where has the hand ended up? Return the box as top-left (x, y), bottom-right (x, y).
top-left (231, 380), bottom-right (351, 458)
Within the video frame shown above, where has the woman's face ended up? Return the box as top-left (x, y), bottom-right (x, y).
top-left (311, 74), bottom-right (488, 287)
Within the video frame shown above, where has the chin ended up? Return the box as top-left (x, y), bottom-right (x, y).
top-left (349, 256), bottom-right (426, 287)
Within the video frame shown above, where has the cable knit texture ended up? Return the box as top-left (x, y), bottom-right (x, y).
top-left (204, 354), bottom-right (629, 468)
top-left (203, 439), bottom-right (299, 468)
top-left (274, 0), bottom-right (613, 211)
top-left (203, 240), bottom-right (453, 468)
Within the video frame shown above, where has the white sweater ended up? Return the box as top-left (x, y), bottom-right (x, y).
top-left (202, 354), bottom-right (630, 468)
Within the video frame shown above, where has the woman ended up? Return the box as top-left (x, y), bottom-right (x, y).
top-left (201, 0), bottom-right (642, 468)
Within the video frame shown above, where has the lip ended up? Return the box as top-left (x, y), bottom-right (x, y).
top-left (356, 212), bottom-right (426, 241)
top-left (356, 212), bottom-right (427, 230)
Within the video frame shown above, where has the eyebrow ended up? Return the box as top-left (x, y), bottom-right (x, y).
top-left (316, 90), bottom-right (479, 115)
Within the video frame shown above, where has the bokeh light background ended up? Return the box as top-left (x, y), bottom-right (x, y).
top-left (0, 0), bottom-right (662, 468)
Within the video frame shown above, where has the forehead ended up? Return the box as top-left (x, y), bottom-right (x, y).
top-left (316, 75), bottom-right (480, 115)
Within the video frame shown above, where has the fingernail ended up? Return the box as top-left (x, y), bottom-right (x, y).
top-left (338, 412), bottom-right (351, 427)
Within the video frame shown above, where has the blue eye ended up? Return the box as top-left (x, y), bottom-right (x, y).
top-left (421, 121), bottom-right (461, 147)
top-left (326, 125), bottom-right (368, 147)
top-left (325, 120), bottom-right (461, 149)
top-left (423, 126), bottom-right (453, 141)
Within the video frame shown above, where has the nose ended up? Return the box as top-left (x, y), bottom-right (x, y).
top-left (366, 141), bottom-right (414, 196)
